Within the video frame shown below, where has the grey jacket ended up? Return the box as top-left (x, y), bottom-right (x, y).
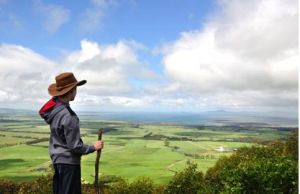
top-left (40, 97), bottom-right (95, 164)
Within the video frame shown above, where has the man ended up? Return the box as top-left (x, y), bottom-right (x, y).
top-left (39, 72), bottom-right (104, 194)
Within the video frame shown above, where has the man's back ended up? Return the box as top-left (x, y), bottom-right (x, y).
top-left (40, 97), bottom-right (95, 164)
top-left (39, 72), bottom-right (104, 194)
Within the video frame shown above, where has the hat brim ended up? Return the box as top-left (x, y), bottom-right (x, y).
top-left (48, 80), bottom-right (87, 96)
top-left (77, 80), bottom-right (87, 86)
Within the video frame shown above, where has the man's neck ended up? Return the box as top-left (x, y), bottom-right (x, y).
top-left (58, 97), bottom-right (70, 103)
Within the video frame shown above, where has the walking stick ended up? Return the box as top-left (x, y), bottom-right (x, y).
top-left (94, 129), bottom-right (103, 194)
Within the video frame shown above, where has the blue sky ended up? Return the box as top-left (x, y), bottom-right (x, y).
top-left (0, 0), bottom-right (298, 117)
top-left (0, 0), bottom-right (214, 57)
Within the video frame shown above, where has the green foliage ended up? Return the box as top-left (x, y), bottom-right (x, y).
top-left (164, 139), bottom-right (170, 147)
top-left (285, 129), bottom-right (298, 160)
top-left (129, 177), bottom-right (155, 194)
top-left (164, 161), bottom-right (204, 194)
top-left (107, 177), bottom-right (158, 194)
top-left (0, 179), bottom-right (19, 194)
top-left (205, 144), bottom-right (298, 194)
top-left (0, 174), bottom-right (52, 194)
top-left (107, 179), bottom-right (130, 194)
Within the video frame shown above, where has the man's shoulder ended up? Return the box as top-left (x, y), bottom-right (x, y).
top-left (65, 106), bottom-right (76, 116)
top-left (55, 105), bottom-right (77, 119)
top-left (56, 106), bottom-right (79, 127)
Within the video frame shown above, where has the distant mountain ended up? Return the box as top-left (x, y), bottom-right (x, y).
top-left (0, 108), bottom-right (35, 113)
top-left (0, 107), bottom-right (297, 127)
top-left (78, 111), bottom-right (298, 127)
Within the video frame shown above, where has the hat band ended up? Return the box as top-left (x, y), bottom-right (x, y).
top-left (56, 82), bottom-right (77, 91)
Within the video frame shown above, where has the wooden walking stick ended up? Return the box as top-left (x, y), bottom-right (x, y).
top-left (94, 129), bottom-right (103, 194)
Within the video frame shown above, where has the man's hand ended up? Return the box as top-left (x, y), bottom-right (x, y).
top-left (94, 141), bottom-right (104, 151)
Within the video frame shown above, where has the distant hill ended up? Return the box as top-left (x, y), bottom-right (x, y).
top-left (0, 108), bottom-right (297, 127)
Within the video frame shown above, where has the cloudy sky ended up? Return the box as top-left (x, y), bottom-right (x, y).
top-left (0, 0), bottom-right (298, 116)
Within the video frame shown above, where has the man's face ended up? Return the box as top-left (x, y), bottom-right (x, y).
top-left (70, 87), bottom-right (77, 101)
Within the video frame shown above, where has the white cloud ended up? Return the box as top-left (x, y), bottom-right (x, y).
top-left (33, 0), bottom-right (70, 33)
top-left (0, 44), bottom-right (57, 102)
top-left (0, 0), bottom-right (297, 116)
top-left (159, 0), bottom-right (298, 112)
top-left (64, 39), bottom-right (147, 95)
top-left (0, 39), bottom-right (155, 109)
top-left (74, 94), bottom-right (196, 110)
top-left (63, 40), bottom-right (155, 96)
top-left (107, 96), bottom-right (146, 107)
top-left (73, 95), bottom-right (154, 110)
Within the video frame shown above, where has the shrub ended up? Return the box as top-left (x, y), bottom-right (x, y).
top-left (129, 177), bottom-right (155, 194)
top-left (107, 177), bottom-right (159, 194)
top-left (18, 173), bottom-right (52, 194)
top-left (0, 179), bottom-right (19, 194)
top-left (107, 179), bottom-right (130, 194)
top-left (285, 129), bottom-right (298, 160)
top-left (205, 145), bottom-right (298, 194)
top-left (164, 161), bottom-right (205, 194)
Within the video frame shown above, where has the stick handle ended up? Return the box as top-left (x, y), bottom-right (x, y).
top-left (94, 129), bottom-right (103, 194)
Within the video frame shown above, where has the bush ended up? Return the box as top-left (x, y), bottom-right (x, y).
top-left (107, 179), bottom-right (130, 194)
top-left (205, 145), bottom-right (298, 194)
top-left (106, 177), bottom-right (164, 194)
top-left (129, 177), bottom-right (155, 194)
top-left (0, 179), bottom-right (19, 194)
top-left (18, 173), bottom-right (52, 194)
top-left (285, 129), bottom-right (298, 160)
top-left (0, 166), bottom-right (53, 194)
top-left (164, 161), bottom-right (205, 194)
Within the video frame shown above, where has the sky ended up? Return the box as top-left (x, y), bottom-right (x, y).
top-left (0, 0), bottom-right (298, 116)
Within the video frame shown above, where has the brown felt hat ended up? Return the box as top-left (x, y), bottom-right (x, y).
top-left (48, 72), bottom-right (86, 96)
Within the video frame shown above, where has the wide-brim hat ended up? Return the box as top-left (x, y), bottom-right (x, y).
top-left (48, 72), bottom-right (86, 96)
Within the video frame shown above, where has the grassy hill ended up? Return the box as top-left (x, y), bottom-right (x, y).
top-left (0, 112), bottom-right (294, 184)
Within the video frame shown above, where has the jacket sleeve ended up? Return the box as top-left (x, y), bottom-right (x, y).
top-left (62, 115), bottom-right (95, 155)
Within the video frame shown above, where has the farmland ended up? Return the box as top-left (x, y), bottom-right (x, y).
top-left (0, 110), bottom-right (295, 184)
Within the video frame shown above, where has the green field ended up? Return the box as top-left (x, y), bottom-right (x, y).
top-left (0, 116), bottom-right (293, 184)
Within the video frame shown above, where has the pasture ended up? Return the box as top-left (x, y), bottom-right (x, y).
top-left (0, 113), bottom-right (293, 184)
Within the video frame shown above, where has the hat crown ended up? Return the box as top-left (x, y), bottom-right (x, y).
top-left (56, 73), bottom-right (77, 87)
top-left (48, 72), bottom-right (86, 96)
top-left (55, 73), bottom-right (78, 90)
